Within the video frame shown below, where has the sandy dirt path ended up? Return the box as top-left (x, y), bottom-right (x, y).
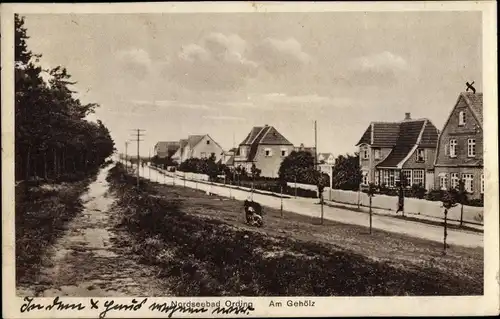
top-left (17, 164), bottom-right (168, 297)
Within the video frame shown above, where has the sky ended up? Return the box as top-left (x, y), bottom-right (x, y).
top-left (23, 11), bottom-right (482, 157)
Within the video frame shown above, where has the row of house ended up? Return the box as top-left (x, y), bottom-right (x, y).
top-left (154, 125), bottom-right (324, 178)
top-left (356, 91), bottom-right (483, 199)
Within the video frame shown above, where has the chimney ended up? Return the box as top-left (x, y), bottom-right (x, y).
top-left (404, 112), bottom-right (411, 121)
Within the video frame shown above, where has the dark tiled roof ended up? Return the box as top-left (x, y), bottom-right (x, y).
top-left (376, 119), bottom-right (429, 168)
top-left (356, 126), bottom-right (372, 145)
top-left (247, 127), bottom-right (272, 162)
top-left (376, 145), bottom-right (414, 168)
top-left (239, 125), bottom-right (293, 162)
top-left (260, 126), bottom-right (293, 145)
top-left (372, 123), bottom-right (400, 147)
top-left (240, 127), bottom-right (264, 145)
top-left (461, 92), bottom-right (483, 126)
top-left (419, 121), bottom-right (439, 148)
top-left (156, 141), bottom-right (178, 151)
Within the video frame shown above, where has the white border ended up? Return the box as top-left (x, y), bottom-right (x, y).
top-left (2, 2), bottom-right (498, 318)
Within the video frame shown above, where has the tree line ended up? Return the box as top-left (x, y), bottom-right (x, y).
top-left (15, 15), bottom-right (115, 182)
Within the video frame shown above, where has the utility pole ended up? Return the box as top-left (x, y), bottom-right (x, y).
top-left (314, 120), bottom-right (318, 170)
top-left (280, 185), bottom-right (283, 218)
top-left (329, 165), bottom-right (333, 201)
top-left (131, 129), bottom-right (145, 188)
top-left (125, 141), bottom-right (129, 171)
top-left (148, 148), bottom-right (151, 180)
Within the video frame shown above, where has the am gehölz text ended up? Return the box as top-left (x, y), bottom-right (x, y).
top-left (20, 297), bottom-right (255, 318)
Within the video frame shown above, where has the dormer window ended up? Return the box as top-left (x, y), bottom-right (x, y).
top-left (458, 111), bottom-right (466, 126)
top-left (240, 147), bottom-right (246, 157)
top-left (416, 149), bottom-right (425, 162)
top-left (373, 148), bottom-right (381, 160)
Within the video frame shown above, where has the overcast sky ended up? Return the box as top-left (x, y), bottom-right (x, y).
top-left (23, 11), bottom-right (482, 156)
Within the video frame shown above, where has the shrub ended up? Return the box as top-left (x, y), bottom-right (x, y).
top-left (409, 184), bottom-right (427, 199)
top-left (467, 198), bottom-right (484, 207)
top-left (425, 189), bottom-right (445, 202)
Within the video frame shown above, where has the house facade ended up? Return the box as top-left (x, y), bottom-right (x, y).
top-left (171, 134), bottom-right (224, 164)
top-left (356, 113), bottom-right (439, 190)
top-left (434, 92), bottom-right (483, 199)
top-left (154, 141), bottom-right (180, 159)
top-left (234, 125), bottom-right (294, 178)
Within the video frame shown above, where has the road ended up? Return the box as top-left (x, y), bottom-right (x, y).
top-left (127, 161), bottom-right (483, 249)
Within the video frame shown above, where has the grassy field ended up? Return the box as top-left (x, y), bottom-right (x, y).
top-left (107, 163), bottom-right (483, 296)
top-left (15, 177), bottom-right (94, 285)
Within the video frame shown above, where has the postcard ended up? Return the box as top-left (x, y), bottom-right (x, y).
top-left (1, 1), bottom-right (498, 318)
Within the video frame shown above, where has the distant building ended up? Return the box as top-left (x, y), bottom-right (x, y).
top-left (318, 152), bottom-right (335, 165)
top-left (220, 148), bottom-right (237, 167)
top-left (154, 141), bottom-right (180, 159)
top-left (171, 134), bottom-right (224, 164)
top-left (294, 143), bottom-right (316, 158)
top-left (434, 91), bottom-right (483, 199)
top-left (355, 112), bottom-right (439, 190)
top-left (234, 125), bottom-right (294, 178)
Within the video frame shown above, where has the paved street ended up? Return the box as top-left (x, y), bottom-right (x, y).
top-left (124, 160), bottom-right (483, 248)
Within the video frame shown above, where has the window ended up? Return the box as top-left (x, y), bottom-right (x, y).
top-left (240, 147), bottom-right (246, 156)
top-left (389, 170), bottom-right (395, 187)
top-left (211, 152), bottom-right (215, 158)
top-left (416, 149), bottom-right (425, 162)
top-left (206, 140), bottom-right (210, 145)
top-left (265, 148), bottom-right (272, 157)
top-left (401, 170), bottom-right (412, 187)
top-left (374, 170), bottom-right (380, 185)
top-left (462, 174), bottom-right (474, 193)
top-left (362, 171), bottom-right (369, 185)
top-left (439, 173), bottom-right (448, 190)
top-left (374, 148), bottom-right (381, 160)
top-left (481, 174), bottom-right (484, 194)
top-left (451, 173), bottom-right (459, 189)
top-left (200, 152), bottom-right (207, 158)
top-left (362, 147), bottom-right (369, 159)
top-left (449, 139), bottom-right (457, 158)
top-left (467, 139), bottom-right (476, 157)
top-left (381, 170), bottom-right (389, 186)
top-left (458, 111), bottom-right (466, 126)
top-left (413, 170), bottom-right (424, 186)
top-left (281, 149), bottom-right (288, 157)
top-left (394, 170), bottom-right (401, 186)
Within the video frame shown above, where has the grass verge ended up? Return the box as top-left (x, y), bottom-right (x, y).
top-left (108, 163), bottom-right (483, 296)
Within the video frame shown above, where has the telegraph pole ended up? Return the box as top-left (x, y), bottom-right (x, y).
top-left (148, 148), bottom-right (151, 180)
top-left (314, 120), bottom-right (318, 170)
top-left (125, 141), bottom-right (129, 171)
top-left (131, 129), bottom-right (145, 188)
